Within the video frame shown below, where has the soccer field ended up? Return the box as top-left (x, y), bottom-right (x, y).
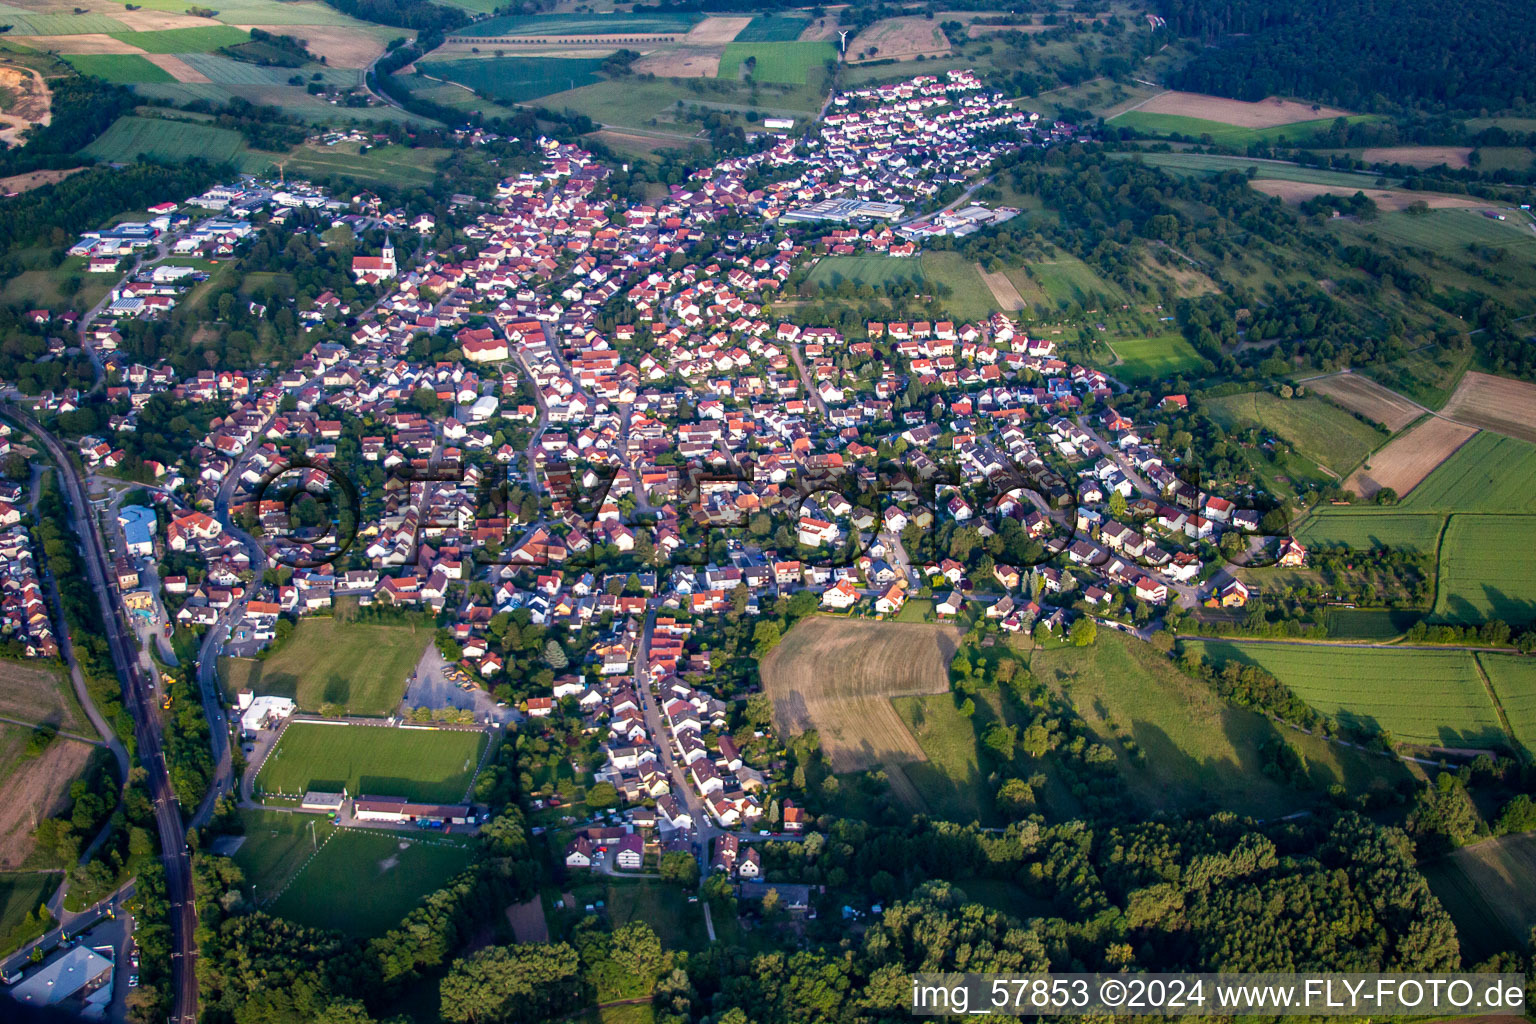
top-left (255, 723), bottom-right (487, 803)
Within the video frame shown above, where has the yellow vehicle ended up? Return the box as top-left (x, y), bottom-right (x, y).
top-left (160, 693), bottom-right (173, 710)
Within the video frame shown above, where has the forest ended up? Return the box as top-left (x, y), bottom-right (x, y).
top-left (1158, 0), bottom-right (1536, 114)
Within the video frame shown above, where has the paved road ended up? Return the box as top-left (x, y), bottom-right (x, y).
top-left (4, 405), bottom-right (199, 1024)
top-left (0, 881), bottom-right (136, 984)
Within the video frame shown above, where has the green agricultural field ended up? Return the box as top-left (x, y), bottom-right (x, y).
top-left (219, 616), bottom-right (428, 715)
top-left (173, 53), bottom-right (358, 87)
top-left (1109, 110), bottom-right (1379, 147)
top-left (1335, 208), bottom-right (1536, 256)
top-left (0, 872), bottom-right (59, 956)
top-left (0, 7), bottom-right (126, 34)
top-left (1423, 832), bottom-right (1536, 963)
top-left (456, 12), bottom-right (704, 37)
top-left (62, 53), bottom-right (174, 84)
top-left (1203, 391), bottom-right (1388, 475)
top-left (1397, 433), bottom-right (1536, 513)
top-left (807, 252), bottom-right (997, 321)
top-left (108, 26), bottom-right (251, 53)
top-left (1478, 654), bottom-right (1536, 754)
top-left (254, 722), bottom-right (486, 803)
top-left (1434, 515), bottom-right (1536, 624)
top-left (104, 0), bottom-right (365, 25)
top-left (279, 143), bottom-right (451, 186)
top-left (83, 115), bottom-right (247, 165)
top-left (1296, 511), bottom-right (1445, 552)
top-left (538, 74), bottom-right (826, 135)
top-left (718, 41), bottom-right (836, 85)
top-left (1107, 333), bottom-right (1207, 380)
top-left (736, 15), bottom-right (810, 42)
top-left (1324, 607), bottom-right (1423, 640)
top-left (417, 56), bottom-right (608, 105)
top-left (602, 878), bottom-right (710, 950)
top-left (1183, 640), bottom-right (1506, 749)
top-left (269, 827), bottom-right (477, 936)
top-left (1033, 633), bottom-right (1409, 816)
top-left (1007, 256), bottom-right (1128, 308)
top-left (1111, 150), bottom-right (1401, 188)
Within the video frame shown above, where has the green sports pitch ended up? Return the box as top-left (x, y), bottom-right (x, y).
top-left (255, 722), bottom-right (487, 804)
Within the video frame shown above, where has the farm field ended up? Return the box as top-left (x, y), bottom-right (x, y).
top-left (1110, 109), bottom-right (1378, 147)
top-left (278, 142), bottom-right (449, 187)
top-left (0, 871), bottom-right (59, 956)
top-left (107, 25), bottom-right (250, 52)
top-left (1107, 333), bottom-right (1206, 381)
top-left (529, 75), bottom-right (825, 138)
top-left (1324, 607), bottom-right (1423, 640)
top-left (0, 8), bottom-right (127, 35)
top-left (1424, 833), bottom-right (1536, 963)
top-left (1005, 256), bottom-right (1128, 308)
top-left (1296, 511), bottom-right (1446, 552)
top-left (219, 616), bottom-right (428, 715)
top-left (1250, 179), bottom-right (1492, 212)
top-left (1033, 633), bottom-right (1409, 816)
top-left (807, 252), bottom-right (998, 321)
top-left (1113, 150), bottom-right (1400, 189)
top-left (1356, 145), bottom-right (1472, 168)
top-left (847, 16), bottom-right (949, 62)
top-left (718, 41), bottom-right (835, 85)
top-left (1344, 417), bottom-right (1475, 500)
top-left (1433, 515), bottom-right (1536, 624)
top-left (1130, 91), bottom-right (1355, 128)
top-left (1335, 208), bottom-right (1536, 257)
top-left (1396, 432), bottom-right (1536, 512)
top-left (1440, 371), bottom-right (1536, 445)
top-left (62, 52), bottom-right (174, 82)
top-left (417, 56), bottom-right (608, 105)
top-left (1305, 372), bottom-right (1423, 431)
top-left (1478, 654), bottom-right (1536, 754)
top-left (269, 827), bottom-right (477, 936)
top-left (1182, 640), bottom-right (1506, 749)
top-left (735, 15), bottom-right (809, 42)
top-left (82, 114), bottom-right (246, 164)
top-left (760, 616), bottom-right (962, 773)
top-left (1203, 391), bottom-right (1387, 475)
top-left (0, 661), bottom-right (87, 734)
top-left (0, 726), bottom-right (96, 868)
top-left (455, 12), bottom-right (703, 37)
top-left (254, 722), bottom-right (486, 804)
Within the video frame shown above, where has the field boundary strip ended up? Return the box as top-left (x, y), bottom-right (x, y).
top-left (1471, 654), bottom-right (1518, 748)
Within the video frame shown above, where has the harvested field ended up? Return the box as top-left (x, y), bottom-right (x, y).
top-left (847, 16), bottom-right (948, 63)
top-left (1249, 179), bottom-right (1492, 212)
top-left (506, 896), bottom-right (549, 943)
top-left (1441, 371), bottom-right (1536, 444)
top-left (1345, 417), bottom-right (1477, 499)
top-left (240, 24), bottom-right (387, 68)
top-left (979, 265), bottom-right (1026, 311)
top-left (106, 8), bottom-right (213, 31)
top-left (1360, 146), bottom-right (1472, 169)
top-left (142, 53), bottom-right (208, 82)
top-left (1135, 90), bottom-right (1352, 127)
top-left (633, 47), bottom-right (721, 78)
top-left (19, 32), bottom-right (141, 53)
top-left (1425, 832), bottom-right (1536, 962)
top-left (1307, 372), bottom-right (1424, 431)
top-left (684, 16), bottom-right (749, 44)
top-left (797, 15), bottom-right (839, 41)
top-left (0, 166), bottom-right (84, 193)
top-left (760, 616), bottom-right (961, 773)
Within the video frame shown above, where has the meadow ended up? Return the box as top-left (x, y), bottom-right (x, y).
top-left (1477, 654), bottom-right (1536, 754)
top-left (219, 615), bottom-right (428, 715)
top-left (82, 114), bottom-right (247, 164)
top-left (1423, 832), bottom-right (1536, 962)
top-left (1107, 333), bottom-right (1207, 380)
top-left (269, 827), bottom-right (477, 936)
top-left (254, 722), bottom-right (486, 803)
top-left (62, 53), bottom-right (174, 83)
top-left (1203, 391), bottom-right (1388, 475)
top-left (0, 8), bottom-right (126, 34)
top-left (279, 143), bottom-right (450, 187)
top-left (760, 616), bottom-right (962, 774)
top-left (1295, 511), bottom-right (1445, 552)
top-left (1183, 640), bottom-right (1506, 749)
top-left (0, 661), bottom-right (87, 735)
top-left (456, 12), bottom-right (703, 37)
top-left (418, 56), bottom-right (608, 105)
top-left (890, 691), bottom-right (991, 821)
top-left (735, 15), bottom-right (809, 42)
top-left (1335, 208), bottom-right (1536, 256)
top-left (1032, 633), bottom-right (1409, 816)
top-left (807, 251), bottom-right (998, 321)
top-left (1005, 256), bottom-right (1129, 308)
top-left (718, 41), bottom-right (835, 85)
top-left (108, 25), bottom-right (250, 52)
top-left (1109, 110), bottom-right (1379, 147)
top-left (1112, 151), bottom-right (1401, 189)
top-left (1434, 515), bottom-right (1536, 623)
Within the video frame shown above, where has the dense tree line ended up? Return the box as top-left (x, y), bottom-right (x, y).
top-left (1159, 0), bottom-right (1536, 115)
top-left (0, 76), bottom-right (134, 177)
top-left (320, 0), bottom-right (467, 33)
